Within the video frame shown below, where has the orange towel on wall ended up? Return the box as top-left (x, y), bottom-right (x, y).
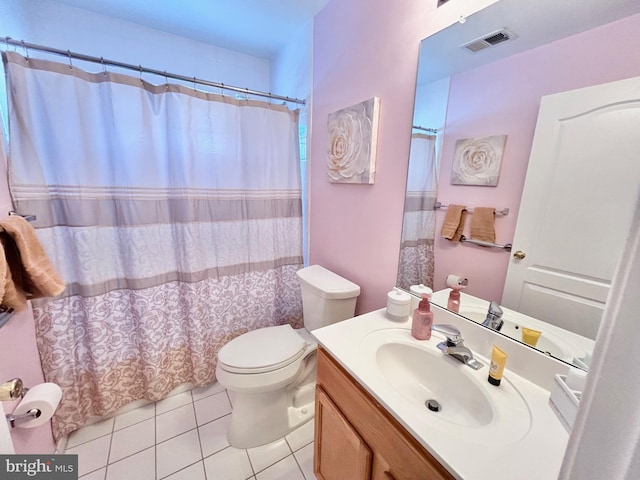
top-left (470, 207), bottom-right (496, 243)
top-left (0, 215), bottom-right (65, 311)
top-left (0, 235), bottom-right (28, 310)
top-left (440, 204), bottom-right (467, 243)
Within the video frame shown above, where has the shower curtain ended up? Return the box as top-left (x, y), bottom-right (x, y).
top-left (397, 133), bottom-right (438, 291)
top-left (3, 51), bottom-right (304, 439)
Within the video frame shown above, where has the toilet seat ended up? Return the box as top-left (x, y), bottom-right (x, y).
top-left (218, 324), bottom-right (308, 374)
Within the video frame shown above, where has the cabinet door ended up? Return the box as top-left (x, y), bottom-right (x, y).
top-left (317, 347), bottom-right (455, 480)
top-left (315, 386), bottom-right (372, 480)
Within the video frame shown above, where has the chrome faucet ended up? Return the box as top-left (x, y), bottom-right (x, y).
top-left (482, 301), bottom-right (504, 332)
top-left (431, 324), bottom-right (483, 370)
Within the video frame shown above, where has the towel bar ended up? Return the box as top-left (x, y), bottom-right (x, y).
top-left (8, 211), bottom-right (37, 222)
top-left (435, 202), bottom-right (509, 216)
top-left (460, 235), bottom-right (512, 251)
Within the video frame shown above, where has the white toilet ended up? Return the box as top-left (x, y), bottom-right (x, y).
top-left (215, 265), bottom-right (360, 448)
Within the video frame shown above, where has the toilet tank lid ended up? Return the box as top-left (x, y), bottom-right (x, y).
top-left (296, 265), bottom-right (360, 299)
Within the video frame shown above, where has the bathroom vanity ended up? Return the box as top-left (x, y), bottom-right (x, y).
top-left (312, 306), bottom-right (571, 479)
top-left (315, 347), bottom-right (453, 479)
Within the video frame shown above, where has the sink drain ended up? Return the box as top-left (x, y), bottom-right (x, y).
top-left (425, 399), bottom-right (441, 412)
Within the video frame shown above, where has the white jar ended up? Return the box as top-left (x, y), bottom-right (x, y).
top-left (386, 288), bottom-right (411, 321)
top-left (409, 284), bottom-right (433, 312)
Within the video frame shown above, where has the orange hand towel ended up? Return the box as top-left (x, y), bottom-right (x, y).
top-left (0, 216), bottom-right (65, 310)
top-left (470, 207), bottom-right (496, 243)
top-left (441, 204), bottom-right (467, 243)
top-left (0, 235), bottom-right (28, 310)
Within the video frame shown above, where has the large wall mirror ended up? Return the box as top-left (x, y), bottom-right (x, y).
top-left (398, 0), bottom-right (640, 370)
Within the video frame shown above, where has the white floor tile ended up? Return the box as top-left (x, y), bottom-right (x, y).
top-left (155, 391), bottom-right (193, 415)
top-left (67, 418), bottom-right (114, 449)
top-left (285, 420), bottom-right (314, 452)
top-left (247, 438), bottom-right (292, 474)
top-left (66, 434), bottom-right (111, 477)
top-left (156, 404), bottom-right (197, 443)
top-left (255, 455), bottom-right (305, 480)
top-left (79, 467), bottom-right (106, 480)
top-left (163, 460), bottom-right (206, 480)
top-left (204, 446), bottom-right (253, 480)
top-left (70, 386), bottom-right (315, 480)
top-left (294, 443), bottom-right (315, 480)
top-left (105, 447), bottom-right (155, 480)
top-left (113, 399), bottom-right (154, 418)
top-left (194, 391), bottom-right (232, 425)
top-left (191, 382), bottom-right (226, 401)
top-left (156, 429), bottom-right (202, 479)
top-left (114, 403), bottom-right (156, 431)
top-left (198, 415), bottom-right (231, 457)
top-left (108, 418), bottom-right (155, 464)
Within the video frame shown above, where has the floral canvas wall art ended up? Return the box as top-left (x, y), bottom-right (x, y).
top-left (327, 97), bottom-right (380, 184)
top-left (451, 135), bottom-right (506, 186)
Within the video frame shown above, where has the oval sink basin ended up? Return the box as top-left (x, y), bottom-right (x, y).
top-left (360, 328), bottom-right (532, 445)
top-left (377, 342), bottom-right (493, 427)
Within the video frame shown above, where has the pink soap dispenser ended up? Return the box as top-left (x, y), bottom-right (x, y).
top-left (411, 294), bottom-right (433, 340)
top-left (445, 274), bottom-right (468, 314)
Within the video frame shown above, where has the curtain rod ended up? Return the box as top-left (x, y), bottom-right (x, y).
top-left (3, 37), bottom-right (306, 106)
top-left (412, 125), bottom-right (438, 134)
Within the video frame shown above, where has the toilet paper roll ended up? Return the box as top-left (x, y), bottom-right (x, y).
top-left (11, 383), bottom-right (62, 428)
top-left (446, 274), bottom-right (468, 288)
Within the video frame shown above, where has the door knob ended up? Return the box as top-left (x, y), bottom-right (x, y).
top-left (513, 250), bottom-right (526, 260)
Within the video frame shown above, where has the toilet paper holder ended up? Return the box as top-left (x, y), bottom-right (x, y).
top-left (6, 409), bottom-right (41, 428)
top-left (1, 378), bottom-right (40, 429)
top-left (0, 378), bottom-right (29, 401)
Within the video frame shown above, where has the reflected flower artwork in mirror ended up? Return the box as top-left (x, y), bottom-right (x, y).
top-left (451, 135), bottom-right (506, 186)
top-left (327, 97), bottom-right (380, 184)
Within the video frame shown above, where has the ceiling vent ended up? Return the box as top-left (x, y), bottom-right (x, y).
top-left (461, 28), bottom-right (517, 53)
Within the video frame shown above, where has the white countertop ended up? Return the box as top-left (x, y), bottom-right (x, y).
top-left (312, 307), bottom-right (569, 480)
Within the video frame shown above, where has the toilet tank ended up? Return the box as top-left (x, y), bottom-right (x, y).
top-left (296, 265), bottom-right (361, 331)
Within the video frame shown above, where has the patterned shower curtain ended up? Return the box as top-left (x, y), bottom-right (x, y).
top-left (3, 51), bottom-right (304, 439)
top-left (397, 133), bottom-right (438, 291)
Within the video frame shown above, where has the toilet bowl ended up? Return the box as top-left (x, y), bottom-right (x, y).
top-left (215, 265), bottom-right (360, 448)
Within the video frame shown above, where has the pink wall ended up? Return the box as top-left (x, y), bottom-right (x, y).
top-left (0, 164), bottom-right (55, 453)
top-left (307, 0), bottom-right (531, 315)
top-left (309, 0), bottom-right (429, 314)
top-left (431, 12), bottom-right (640, 302)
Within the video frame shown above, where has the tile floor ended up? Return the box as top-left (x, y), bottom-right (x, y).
top-left (64, 382), bottom-right (316, 480)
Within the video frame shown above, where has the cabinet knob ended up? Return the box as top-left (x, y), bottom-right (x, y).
top-left (513, 250), bottom-right (526, 260)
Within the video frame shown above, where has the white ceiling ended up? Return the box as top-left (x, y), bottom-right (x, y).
top-left (419, 0), bottom-right (640, 85)
top-left (51, 0), bottom-right (332, 59)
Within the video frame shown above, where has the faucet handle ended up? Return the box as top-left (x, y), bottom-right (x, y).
top-left (431, 324), bottom-right (462, 346)
top-left (488, 301), bottom-right (503, 317)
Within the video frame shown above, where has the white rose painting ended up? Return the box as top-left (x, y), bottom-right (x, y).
top-left (327, 97), bottom-right (380, 184)
top-left (451, 135), bottom-right (506, 186)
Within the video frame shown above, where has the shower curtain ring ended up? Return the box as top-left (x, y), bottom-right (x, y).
top-left (20, 40), bottom-right (28, 60)
top-left (67, 50), bottom-right (72, 69)
top-left (193, 76), bottom-right (197, 91)
top-left (100, 57), bottom-right (106, 74)
top-left (139, 65), bottom-right (143, 82)
top-left (219, 83), bottom-right (224, 96)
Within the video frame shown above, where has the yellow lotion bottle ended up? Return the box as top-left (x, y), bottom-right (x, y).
top-left (521, 327), bottom-right (542, 348)
top-left (488, 345), bottom-right (507, 386)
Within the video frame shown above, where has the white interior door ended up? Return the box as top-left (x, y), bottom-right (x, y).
top-left (502, 76), bottom-right (640, 340)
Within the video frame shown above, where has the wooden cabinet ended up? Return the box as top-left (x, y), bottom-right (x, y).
top-left (314, 347), bottom-right (455, 480)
